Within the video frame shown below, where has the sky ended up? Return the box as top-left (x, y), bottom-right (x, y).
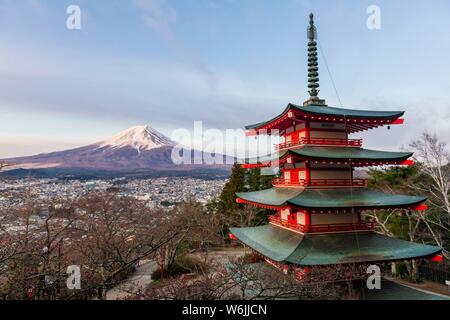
top-left (1, 0), bottom-right (450, 158)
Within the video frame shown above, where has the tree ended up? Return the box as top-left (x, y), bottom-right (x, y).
top-left (247, 167), bottom-right (273, 191)
top-left (365, 132), bottom-right (450, 280)
top-left (144, 256), bottom-right (342, 300)
top-left (366, 164), bottom-right (436, 281)
top-left (215, 163), bottom-right (276, 232)
top-left (367, 165), bottom-right (426, 241)
top-left (0, 192), bottom-right (221, 300)
top-left (144, 249), bottom-right (384, 300)
top-left (217, 163), bottom-right (246, 213)
top-left (155, 202), bottom-right (224, 281)
top-left (409, 132), bottom-right (450, 257)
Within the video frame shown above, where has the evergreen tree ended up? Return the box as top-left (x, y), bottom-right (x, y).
top-left (218, 163), bottom-right (246, 212)
top-left (248, 167), bottom-right (262, 191)
top-left (248, 167), bottom-right (274, 191)
top-left (260, 169), bottom-right (275, 190)
top-left (216, 163), bottom-right (276, 232)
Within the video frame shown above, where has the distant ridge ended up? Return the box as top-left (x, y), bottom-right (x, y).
top-left (1, 125), bottom-right (231, 178)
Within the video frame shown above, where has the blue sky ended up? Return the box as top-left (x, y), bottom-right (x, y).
top-left (1, 0), bottom-right (450, 157)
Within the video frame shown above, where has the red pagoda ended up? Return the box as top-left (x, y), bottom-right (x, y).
top-left (230, 13), bottom-right (442, 281)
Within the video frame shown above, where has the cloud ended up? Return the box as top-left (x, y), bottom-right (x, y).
top-left (1, 0), bottom-right (450, 158)
top-left (134, 0), bottom-right (177, 44)
top-left (133, 0), bottom-right (217, 90)
top-left (0, 38), bottom-right (289, 130)
top-left (0, 35), bottom-right (291, 157)
top-left (133, 0), bottom-right (186, 59)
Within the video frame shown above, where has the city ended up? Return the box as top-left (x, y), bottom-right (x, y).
top-left (0, 177), bottom-right (226, 210)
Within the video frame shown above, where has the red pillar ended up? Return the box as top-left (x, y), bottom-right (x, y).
top-left (305, 161), bottom-right (311, 186)
top-left (304, 121), bottom-right (310, 139)
top-left (304, 211), bottom-right (311, 232)
top-left (304, 120), bottom-right (311, 182)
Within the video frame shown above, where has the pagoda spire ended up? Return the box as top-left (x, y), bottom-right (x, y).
top-left (303, 13), bottom-right (326, 106)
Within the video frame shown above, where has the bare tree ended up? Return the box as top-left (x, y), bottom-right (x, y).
top-left (0, 191), bottom-right (82, 299)
top-left (0, 191), bottom-right (225, 300)
top-left (364, 133), bottom-right (450, 278)
top-left (409, 132), bottom-right (450, 257)
top-left (158, 202), bottom-right (224, 279)
top-left (144, 253), bottom-right (369, 300)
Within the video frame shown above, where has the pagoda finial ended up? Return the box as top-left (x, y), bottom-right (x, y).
top-left (303, 13), bottom-right (326, 106)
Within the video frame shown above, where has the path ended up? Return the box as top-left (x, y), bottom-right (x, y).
top-left (384, 276), bottom-right (450, 298)
top-left (106, 260), bottom-right (157, 300)
top-left (105, 247), bottom-right (249, 300)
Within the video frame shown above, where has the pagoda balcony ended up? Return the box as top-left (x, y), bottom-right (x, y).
top-left (272, 178), bottom-right (367, 189)
top-left (268, 216), bottom-right (375, 234)
top-left (275, 137), bottom-right (363, 151)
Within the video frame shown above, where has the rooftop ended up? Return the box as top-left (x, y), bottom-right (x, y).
top-left (246, 103), bottom-right (405, 133)
top-left (230, 225), bottom-right (441, 266)
top-left (243, 147), bottom-right (412, 165)
top-left (236, 188), bottom-right (427, 210)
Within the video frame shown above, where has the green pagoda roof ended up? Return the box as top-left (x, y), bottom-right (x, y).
top-left (243, 152), bottom-right (286, 165)
top-left (245, 103), bottom-right (404, 130)
top-left (243, 147), bottom-right (412, 165)
top-left (288, 147), bottom-right (412, 162)
top-left (236, 188), bottom-right (427, 210)
top-left (230, 225), bottom-right (441, 266)
top-left (237, 188), bottom-right (301, 207)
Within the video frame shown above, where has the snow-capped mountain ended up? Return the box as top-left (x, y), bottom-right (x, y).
top-left (97, 125), bottom-right (175, 152)
top-left (1, 125), bottom-right (231, 177)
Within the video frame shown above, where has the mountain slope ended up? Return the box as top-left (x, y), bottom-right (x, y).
top-left (1, 125), bottom-right (231, 176)
top-left (98, 125), bottom-right (175, 151)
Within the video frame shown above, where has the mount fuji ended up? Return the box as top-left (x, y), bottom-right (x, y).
top-left (97, 125), bottom-right (176, 152)
top-left (1, 125), bottom-right (231, 178)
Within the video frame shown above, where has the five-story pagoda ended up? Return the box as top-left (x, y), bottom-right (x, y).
top-left (230, 13), bottom-right (442, 281)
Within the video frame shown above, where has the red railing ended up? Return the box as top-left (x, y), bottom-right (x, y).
top-left (272, 178), bottom-right (367, 188)
top-left (272, 178), bottom-right (306, 187)
top-left (308, 222), bottom-right (375, 233)
top-left (275, 137), bottom-right (362, 150)
top-left (269, 215), bottom-right (308, 232)
top-left (269, 215), bottom-right (375, 233)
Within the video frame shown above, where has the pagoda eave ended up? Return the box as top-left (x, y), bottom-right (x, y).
top-left (229, 225), bottom-right (442, 266)
top-left (241, 162), bottom-right (272, 169)
top-left (242, 148), bottom-right (414, 169)
top-left (236, 196), bottom-right (427, 213)
top-left (236, 188), bottom-right (428, 212)
top-left (236, 197), bottom-right (289, 211)
top-left (245, 104), bottom-right (405, 135)
top-left (281, 147), bottom-right (413, 164)
top-left (291, 202), bottom-right (428, 213)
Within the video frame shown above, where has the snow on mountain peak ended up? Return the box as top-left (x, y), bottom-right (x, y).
top-left (98, 125), bottom-right (175, 151)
